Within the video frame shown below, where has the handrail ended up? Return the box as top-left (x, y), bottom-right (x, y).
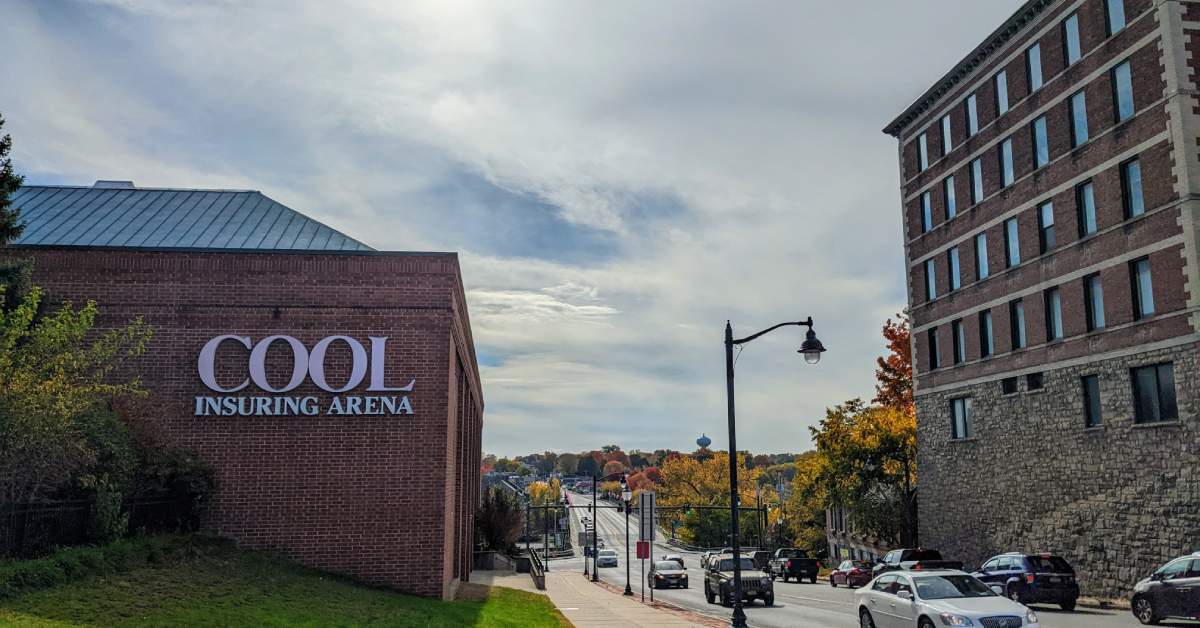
top-left (528, 547), bottom-right (546, 590)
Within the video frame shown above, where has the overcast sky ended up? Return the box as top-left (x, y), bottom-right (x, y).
top-left (1, 1), bottom-right (1021, 457)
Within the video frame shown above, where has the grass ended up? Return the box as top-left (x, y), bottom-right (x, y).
top-left (0, 537), bottom-right (570, 627)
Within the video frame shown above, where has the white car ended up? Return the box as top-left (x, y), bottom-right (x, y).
top-left (596, 549), bottom-right (619, 568)
top-left (855, 570), bottom-right (1039, 628)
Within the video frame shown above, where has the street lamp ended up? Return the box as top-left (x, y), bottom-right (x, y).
top-left (590, 471), bottom-right (629, 583)
top-left (723, 317), bottom-right (825, 628)
top-left (621, 477), bottom-right (633, 595)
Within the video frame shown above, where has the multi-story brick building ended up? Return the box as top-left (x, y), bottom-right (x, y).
top-left (2, 181), bottom-right (484, 600)
top-left (884, 0), bottom-right (1199, 597)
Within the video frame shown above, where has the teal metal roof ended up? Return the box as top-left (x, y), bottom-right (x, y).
top-left (10, 183), bottom-right (373, 251)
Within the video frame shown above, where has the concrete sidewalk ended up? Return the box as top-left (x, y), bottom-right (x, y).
top-left (544, 571), bottom-right (718, 627)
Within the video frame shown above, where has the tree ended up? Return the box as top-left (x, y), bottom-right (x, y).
top-left (602, 459), bottom-right (625, 478)
top-left (0, 114), bottom-right (23, 246)
top-left (785, 451), bottom-right (830, 556)
top-left (601, 444), bottom-right (620, 453)
top-left (0, 288), bottom-right (152, 504)
top-left (556, 452), bottom-right (579, 475)
top-left (576, 454), bottom-right (600, 478)
top-left (656, 452), bottom-right (767, 546)
top-left (475, 486), bottom-right (522, 553)
top-left (874, 314), bottom-right (913, 412)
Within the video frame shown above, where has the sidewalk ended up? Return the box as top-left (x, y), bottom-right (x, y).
top-left (543, 571), bottom-right (719, 627)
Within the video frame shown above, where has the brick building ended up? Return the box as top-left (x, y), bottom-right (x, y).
top-left (3, 181), bottom-right (484, 600)
top-left (884, 0), bottom-right (1199, 597)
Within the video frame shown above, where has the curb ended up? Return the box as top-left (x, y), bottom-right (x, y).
top-left (586, 573), bottom-right (727, 627)
top-left (1077, 596), bottom-right (1131, 611)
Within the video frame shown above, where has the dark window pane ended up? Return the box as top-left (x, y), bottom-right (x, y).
top-left (1083, 375), bottom-right (1101, 428)
top-left (1157, 363), bottom-right (1177, 420)
top-left (1133, 366), bottom-right (1160, 422)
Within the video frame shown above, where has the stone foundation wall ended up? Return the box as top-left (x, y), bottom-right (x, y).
top-left (916, 340), bottom-right (1200, 598)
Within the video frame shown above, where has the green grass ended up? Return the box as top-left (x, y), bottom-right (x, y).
top-left (0, 538), bottom-right (569, 627)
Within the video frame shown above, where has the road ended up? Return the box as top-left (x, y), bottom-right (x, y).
top-left (554, 491), bottom-right (1162, 628)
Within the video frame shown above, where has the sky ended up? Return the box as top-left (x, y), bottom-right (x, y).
top-left (0, 0), bottom-right (1021, 457)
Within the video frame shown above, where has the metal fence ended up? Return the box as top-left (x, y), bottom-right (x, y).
top-left (0, 495), bottom-right (202, 560)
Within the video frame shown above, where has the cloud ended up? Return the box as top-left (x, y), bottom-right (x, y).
top-left (0, 0), bottom-right (1021, 455)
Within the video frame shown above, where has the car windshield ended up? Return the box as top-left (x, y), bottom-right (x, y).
top-left (655, 561), bottom-right (680, 570)
top-left (718, 558), bottom-right (757, 571)
top-left (599, 551), bottom-right (616, 557)
top-left (1026, 556), bottom-right (1073, 573)
top-left (913, 575), bottom-right (995, 600)
top-left (905, 550), bottom-right (944, 561)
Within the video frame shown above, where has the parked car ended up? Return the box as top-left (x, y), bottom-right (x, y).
top-left (663, 554), bottom-right (685, 569)
top-left (972, 552), bottom-right (1079, 611)
top-left (830, 560), bottom-right (874, 588)
top-left (872, 548), bottom-right (963, 577)
top-left (704, 555), bottom-right (774, 607)
top-left (752, 550), bottom-right (772, 570)
top-left (767, 548), bottom-right (820, 583)
top-left (650, 560), bottom-right (689, 589)
top-left (855, 569), bottom-right (1040, 628)
top-left (1131, 551), bottom-right (1200, 625)
top-left (595, 549), bottom-right (618, 568)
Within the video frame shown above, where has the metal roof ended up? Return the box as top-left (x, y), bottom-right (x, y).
top-left (9, 183), bottom-right (373, 251)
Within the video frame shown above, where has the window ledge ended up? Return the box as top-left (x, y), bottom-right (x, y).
top-left (1081, 425), bottom-right (1105, 433)
top-left (1027, 388), bottom-right (1046, 395)
top-left (949, 437), bottom-right (978, 443)
top-left (1132, 421), bottom-right (1181, 430)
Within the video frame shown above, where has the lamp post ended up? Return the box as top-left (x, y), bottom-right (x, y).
top-left (622, 479), bottom-right (633, 595)
top-left (591, 471), bottom-right (628, 583)
top-left (724, 317), bottom-right (825, 628)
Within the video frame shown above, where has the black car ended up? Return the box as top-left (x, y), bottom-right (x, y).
top-left (872, 548), bottom-right (963, 577)
top-left (650, 560), bottom-right (689, 589)
top-left (1131, 552), bottom-right (1200, 625)
top-left (972, 552), bottom-right (1079, 611)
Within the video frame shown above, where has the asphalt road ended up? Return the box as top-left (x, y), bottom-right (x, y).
top-left (554, 491), bottom-right (1172, 628)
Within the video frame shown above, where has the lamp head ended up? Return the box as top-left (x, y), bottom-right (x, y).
top-left (799, 327), bottom-right (826, 364)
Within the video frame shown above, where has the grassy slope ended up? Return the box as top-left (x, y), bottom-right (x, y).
top-left (0, 541), bottom-right (568, 628)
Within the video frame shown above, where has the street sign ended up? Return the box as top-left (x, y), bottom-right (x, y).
top-left (639, 492), bottom-right (655, 541)
top-left (636, 540), bottom-right (650, 559)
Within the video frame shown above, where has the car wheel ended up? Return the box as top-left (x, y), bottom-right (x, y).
top-left (764, 593), bottom-right (774, 607)
top-left (918, 618), bottom-right (936, 628)
top-left (830, 577), bottom-right (837, 587)
top-left (683, 582), bottom-right (689, 589)
top-left (858, 608), bottom-right (876, 628)
top-left (769, 574), bottom-right (776, 581)
top-left (721, 590), bottom-right (732, 607)
top-left (1133, 596), bottom-right (1160, 625)
top-left (1006, 585), bottom-right (1025, 604)
top-left (810, 575), bottom-right (818, 584)
top-left (705, 586), bottom-right (715, 604)
top-left (1060, 599), bottom-right (1076, 612)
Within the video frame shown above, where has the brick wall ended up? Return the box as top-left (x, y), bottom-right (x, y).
top-left (4, 246), bottom-right (484, 600)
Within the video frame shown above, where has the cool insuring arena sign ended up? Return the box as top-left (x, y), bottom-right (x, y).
top-left (194, 334), bottom-right (415, 417)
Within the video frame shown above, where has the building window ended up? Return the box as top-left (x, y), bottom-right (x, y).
top-left (1000, 138), bottom-right (1014, 187)
top-left (1038, 202), bottom-right (1056, 253)
top-left (918, 133), bottom-right (929, 171)
top-left (979, 310), bottom-right (994, 358)
top-left (944, 177), bottom-right (957, 219)
top-left (1076, 181), bottom-right (1097, 236)
top-left (1027, 43), bottom-right (1043, 92)
top-left (970, 158), bottom-right (984, 204)
top-left (1082, 375), bottom-right (1102, 428)
top-left (1131, 256), bottom-right (1154, 319)
top-left (1069, 91), bottom-right (1089, 147)
top-left (1132, 363), bottom-right (1177, 423)
top-left (1010, 299), bottom-right (1026, 349)
top-left (1106, 0), bottom-right (1126, 36)
top-left (925, 258), bottom-right (937, 301)
top-left (1001, 377), bottom-right (1018, 394)
top-left (952, 320), bottom-right (966, 365)
top-left (948, 247), bottom-right (961, 291)
top-left (921, 191), bottom-right (933, 233)
top-left (1113, 61), bottom-right (1134, 122)
top-left (974, 233), bottom-right (989, 280)
top-left (1027, 372), bottom-right (1044, 391)
top-left (941, 115), bottom-right (953, 155)
top-left (950, 397), bottom-right (972, 439)
top-left (1032, 115), bottom-right (1049, 168)
top-left (1004, 217), bottom-right (1020, 268)
top-left (1122, 158), bottom-right (1144, 218)
top-left (966, 93), bottom-right (979, 137)
top-left (1044, 287), bottom-right (1063, 341)
top-left (1064, 14), bottom-right (1082, 65)
top-left (1084, 273), bottom-right (1105, 331)
top-left (928, 328), bottom-right (941, 369)
top-left (995, 70), bottom-right (1009, 115)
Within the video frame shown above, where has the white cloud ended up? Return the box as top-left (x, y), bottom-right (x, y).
top-left (0, 0), bottom-right (1022, 455)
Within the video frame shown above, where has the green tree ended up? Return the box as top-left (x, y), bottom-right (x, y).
top-left (556, 452), bottom-right (579, 475)
top-left (476, 486), bottom-right (522, 553)
top-left (0, 113), bottom-right (29, 310)
top-left (0, 288), bottom-right (152, 504)
top-left (600, 444), bottom-right (620, 453)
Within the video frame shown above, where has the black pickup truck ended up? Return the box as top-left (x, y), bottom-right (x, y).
top-left (871, 548), bottom-right (963, 577)
top-left (766, 548), bottom-right (821, 583)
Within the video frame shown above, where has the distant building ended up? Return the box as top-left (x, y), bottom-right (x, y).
top-left (884, 0), bottom-right (1198, 597)
top-left (825, 507), bottom-right (887, 564)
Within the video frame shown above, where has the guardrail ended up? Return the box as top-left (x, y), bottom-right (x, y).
top-left (528, 547), bottom-right (546, 590)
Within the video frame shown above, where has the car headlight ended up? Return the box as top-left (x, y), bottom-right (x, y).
top-left (761, 577), bottom-right (770, 586)
top-left (938, 613), bottom-right (974, 627)
top-left (1025, 608), bottom-right (1038, 624)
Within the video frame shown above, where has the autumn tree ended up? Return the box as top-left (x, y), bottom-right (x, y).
top-left (874, 313), bottom-right (913, 413)
top-left (785, 451), bottom-right (830, 555)
top-left (556, 452), bottom-right (579, 475)
top-left (656, 452), bottom-right (770, 547)
top-left (602, 459), bottom-right (625, 478)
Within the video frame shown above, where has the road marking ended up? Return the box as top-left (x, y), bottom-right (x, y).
top-left (774, 591), bottom-right (854, 607)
